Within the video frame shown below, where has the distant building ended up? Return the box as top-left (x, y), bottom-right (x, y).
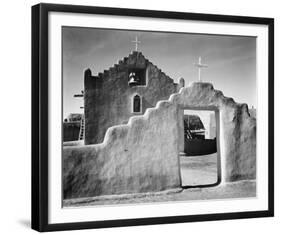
top-left (199, 111), bottom-right (216, 139)
top-left (183, 111), bottom-right (216, 140)
top-left (63, 113), bottom-right (83, 142)
top-left (182, 112), bottom-right (217, 156)
top-left (65, 113), bottom-right (83, 122)
top-left (183, 115), bottom-right (205, 139)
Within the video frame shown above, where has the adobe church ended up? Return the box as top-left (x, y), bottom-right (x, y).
top-left (84, 51), bottom-right (185, 145)
top-left (63, 39), bottom-right (256, 201)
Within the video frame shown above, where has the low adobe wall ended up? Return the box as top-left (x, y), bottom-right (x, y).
top-left (63, 101), bottom-right (182, 199)
top-left (63, 82), bottom-right (256, 199)
top-left (184, 139), bottom-right (217, 156)
top-left (63, 122), bottom-right (80, 142)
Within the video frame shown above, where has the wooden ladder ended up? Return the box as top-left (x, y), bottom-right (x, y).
top-left (78, 115), bottom-right (85, 140)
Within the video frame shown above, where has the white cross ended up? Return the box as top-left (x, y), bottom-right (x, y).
top-left (194, 57), bottom-right (208, 82)
top-left (132, 36), bottom-right (141, 51)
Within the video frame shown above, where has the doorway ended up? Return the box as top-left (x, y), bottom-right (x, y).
top-left (179, 109), bottom-right (221, 188)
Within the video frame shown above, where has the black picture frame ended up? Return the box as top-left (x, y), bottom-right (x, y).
top-left (31, 3), bottom-right (274, 232)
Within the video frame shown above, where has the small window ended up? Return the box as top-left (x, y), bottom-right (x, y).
top-left (133, 95), bottom-right (141, 113)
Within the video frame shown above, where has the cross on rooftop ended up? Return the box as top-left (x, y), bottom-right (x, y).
top-left (74, 90), bottom-right (84, 109)
top-left (132, 36), bottom-right (141, 51)
top-left (194, 57), bottom-right (208, 82)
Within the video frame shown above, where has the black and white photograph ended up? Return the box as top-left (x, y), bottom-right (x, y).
top-left (29, 2), bottom-right (274, 232)
top-left (62, 27), bottom-right (257, 207)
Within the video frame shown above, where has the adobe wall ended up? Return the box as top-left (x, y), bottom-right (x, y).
top-left (63, 101), bottom-right (182, 199)
top-left (84, 51), bottom-right (180, 145)
top-left (63, 82), bottom-right (256, 199)
top-left (174, 83), bottom-right (256, 182)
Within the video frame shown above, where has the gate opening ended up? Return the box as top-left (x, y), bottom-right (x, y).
top-left (179, 109), bottom-right (221, 188)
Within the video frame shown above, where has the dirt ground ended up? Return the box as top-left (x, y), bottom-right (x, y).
top-left (64, 153), bottom-right (256, 207)
top-left (180, 153), bottom-right (218, 186)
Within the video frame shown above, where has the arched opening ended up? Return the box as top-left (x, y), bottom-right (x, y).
top-left (132, 94), bottom-right (141, 113)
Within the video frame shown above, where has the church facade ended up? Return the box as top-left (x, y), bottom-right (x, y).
top-left (84, 51), bottom-right (185, 145)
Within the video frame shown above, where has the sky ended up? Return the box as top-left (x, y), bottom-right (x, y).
top-left (62, 27), bottom-right (256, 118)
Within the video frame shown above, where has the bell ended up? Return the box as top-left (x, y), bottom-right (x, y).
top-left (128, 72), bottom-right (138, 85)
top-left (129, 77), bottom-right (138, 85)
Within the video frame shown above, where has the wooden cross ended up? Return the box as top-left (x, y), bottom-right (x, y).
top-left (132, 36), bottom-right (141, 51)
top-left (74, 90), bottom-right (84, 109)
top-left (74, 90), bottom-right (84, 98)
top-left (194, 57), bottom-right (208, 82)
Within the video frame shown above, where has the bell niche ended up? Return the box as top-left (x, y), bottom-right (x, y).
top-left (128, 68), bottom-right (146, 86)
